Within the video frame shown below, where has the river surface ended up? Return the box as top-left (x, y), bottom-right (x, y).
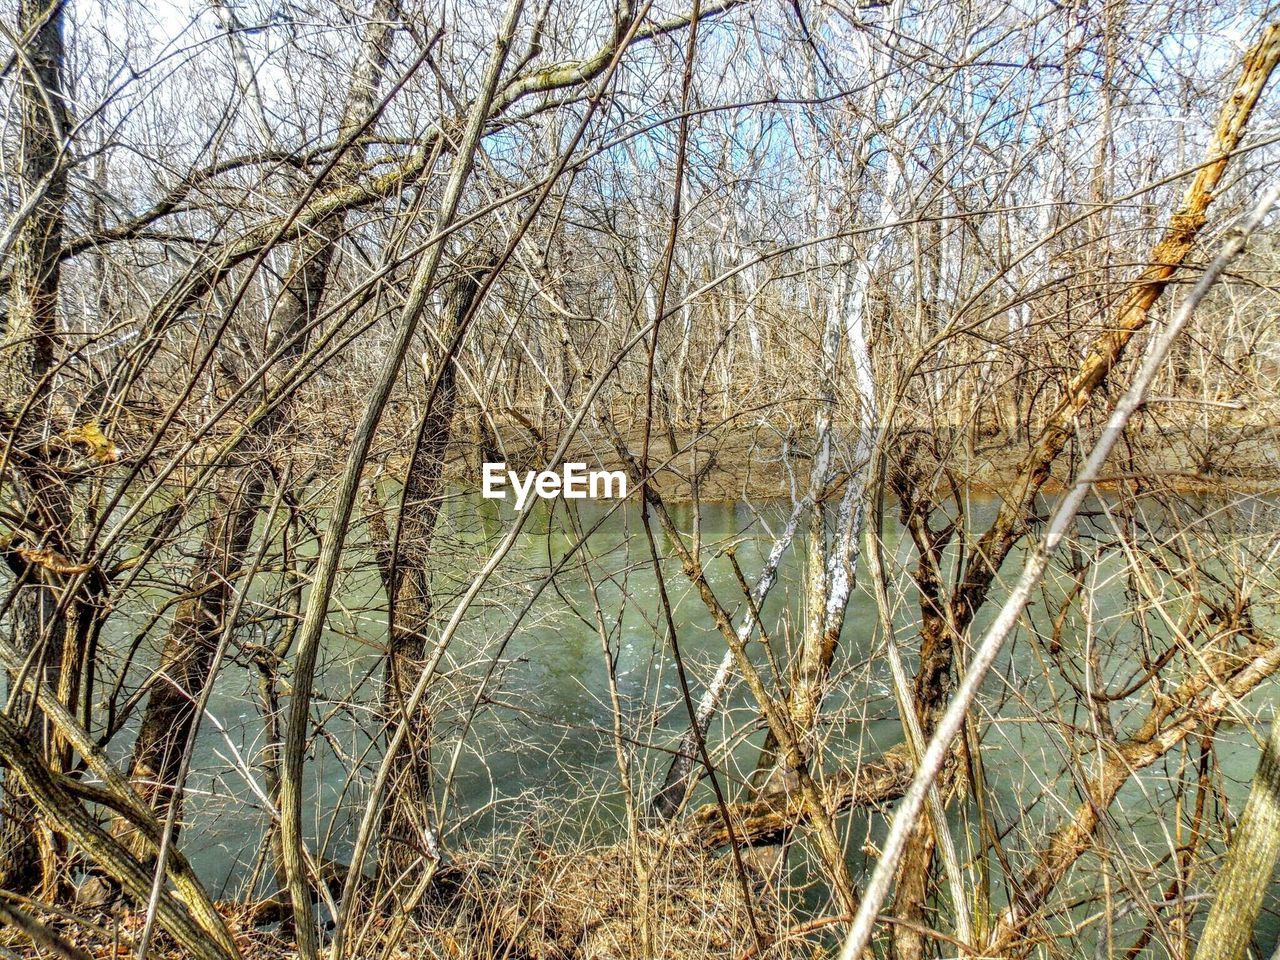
top-left (38, 491), bottom-right (1280, 950)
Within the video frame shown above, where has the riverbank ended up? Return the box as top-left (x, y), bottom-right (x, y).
top-left (427, 416), bottom-right (1280, 503)
top-left (1, 838), bottom-right (802, 960)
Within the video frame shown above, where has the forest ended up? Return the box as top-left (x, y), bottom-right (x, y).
top-left (2, 0), bottom-right (1280, 957)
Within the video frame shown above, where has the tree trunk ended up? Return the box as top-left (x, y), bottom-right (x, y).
top-left (883, 26), bottom-right (1280, 952)
top-left (120, 472), bottom-right (263, 849)
top-left (119, 0), bottom-right (397, 855)
top-left (1191, 717), bottom-right (1280, 960)
top-left (371, 270), bottom-right (482, 903)
top-left (0, 0), bottom-right (71, 897)
top-left (0, 713), bottom-right (238, 960)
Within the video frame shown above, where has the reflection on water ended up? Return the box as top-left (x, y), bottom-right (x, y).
top-left (26, 491), bottom-right (1280, 948)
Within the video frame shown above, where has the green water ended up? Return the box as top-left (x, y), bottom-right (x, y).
top-left (67, 491), bottom-right (1280, 951)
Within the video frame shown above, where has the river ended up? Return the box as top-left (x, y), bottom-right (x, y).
top-left (55, 490), bottom-right (1280, 950)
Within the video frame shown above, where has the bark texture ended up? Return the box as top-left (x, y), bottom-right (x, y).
top-left (1193, 718), bottom-right (1280, 960)
top-left (0, 712), bottom-right (239, 960)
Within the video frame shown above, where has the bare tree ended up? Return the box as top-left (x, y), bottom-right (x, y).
top-left (1, 3), bottom-right (1279, 960)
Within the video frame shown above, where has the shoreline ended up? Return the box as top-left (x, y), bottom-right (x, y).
top-left (420, 418), bottom-right (1280, 503)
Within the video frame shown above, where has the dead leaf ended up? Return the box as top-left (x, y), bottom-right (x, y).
top-left (60, 421), bottom-right (121, 464)
top-left (15, 545), bottom-right (91, 575)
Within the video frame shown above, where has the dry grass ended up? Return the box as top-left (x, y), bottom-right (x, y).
top-left (0, 837), bottom-right (811, 960)
top-left (412, 836), bottom-right (804, 960)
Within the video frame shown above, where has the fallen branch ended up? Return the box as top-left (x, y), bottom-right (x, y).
top-left (683, 744), bottom-right (915, 847)
top-left (0, 713), bottom-right (238, 960)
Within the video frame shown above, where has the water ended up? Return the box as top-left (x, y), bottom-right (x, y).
top-left (27, 490), bottom-right (1280, 951)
